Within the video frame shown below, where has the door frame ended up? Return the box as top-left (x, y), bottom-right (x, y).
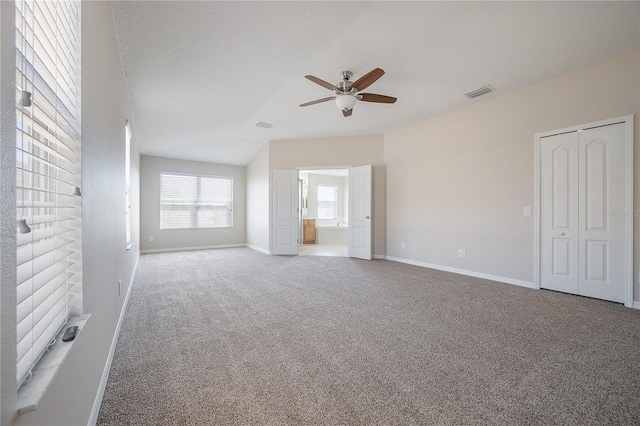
top-left (296, 165), bottom-right (352, 244)
top-left (533, 115), bottom-right (634, 307)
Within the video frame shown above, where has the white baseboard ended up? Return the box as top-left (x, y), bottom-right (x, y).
top-left (247, 244), bottom-right (270, 255)
top-left (383, 255), bottom-right (535, 289)
top-left (373, 254), bottom-right (386, 259)
top-left (88, 254), bottom-right (139, 426)
top-left (140, 243), bottom-right (246, 254)
top-left (634, 301), bottom-right (640, 310)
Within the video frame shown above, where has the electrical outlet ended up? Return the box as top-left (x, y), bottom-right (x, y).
top-left (118, 280), bottom-right (121, 297)
top-left (458, 249), bottom-right (466, 258)
top-left (401, 242), bottom-right (406, 249)
top-left (148, 236), bottom-right (154, 242)
top-left (523, 206), bottom-right (531, 216)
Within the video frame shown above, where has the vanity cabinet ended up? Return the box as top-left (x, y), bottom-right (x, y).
top-left (303, 219), bottom-right (316, 244)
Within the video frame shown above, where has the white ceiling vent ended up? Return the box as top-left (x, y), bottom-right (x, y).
top-left (464, 85), bottom-right (493, 99)
top-left (255, 121), bottom-right (273, 129)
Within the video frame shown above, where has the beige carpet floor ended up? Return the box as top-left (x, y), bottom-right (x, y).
top-left (97, 248), bottom-right (640, 425)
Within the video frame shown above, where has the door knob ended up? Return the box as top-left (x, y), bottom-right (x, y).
top-left (560, 232), bottom-right (565, 236)
top-left (366, 216), bottom-right (370, 219)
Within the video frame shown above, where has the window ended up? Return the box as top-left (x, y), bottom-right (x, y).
top-left (125, 121), bottom-right (132, 249)
top-left (160, 173), bottom-right (233, 229)
top-left (317, 185), bottom-right (338, 219)
top-left (15, 0), bottom-right (82, 386)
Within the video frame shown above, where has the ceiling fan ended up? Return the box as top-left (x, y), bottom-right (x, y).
top-left (300, 68), bottom-right (397, 117)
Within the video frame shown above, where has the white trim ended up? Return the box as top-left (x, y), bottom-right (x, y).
top-left (533, 132), bottom-right (541, 290)
top-left (623, 117), bottom-right (634, 307)
top-left (140, 243), bottom-right (246, 254)
top-left (88, 254), bottom-right (139, 426)
top-left (634, 301), bottom-right (640, 310)
top-left (384, 256), bottom-right (535, 289)
top-left (247, 244), bottom-right (270, 255)
top-left (533, 115), bottom-right (634, 307)
top-left (373, 254), bottom-right (386, 259)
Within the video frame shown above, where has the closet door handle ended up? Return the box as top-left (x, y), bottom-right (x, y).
top-left (560, 232), bottom-right (565, 236)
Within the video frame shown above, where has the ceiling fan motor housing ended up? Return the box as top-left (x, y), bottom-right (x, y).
top-left (337, 70), bottom-right (356, 94)
top-left (337, 81), bottom-right (353, 93)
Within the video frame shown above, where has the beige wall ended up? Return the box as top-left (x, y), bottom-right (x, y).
top-left (269, 134), bottom-right (386, 256)
top-left (140, 155), bottom-right (246, 252)
top-left (246, 144), bottom-right (270, 253)
top-left (384, 50), bottom-right (639, 298)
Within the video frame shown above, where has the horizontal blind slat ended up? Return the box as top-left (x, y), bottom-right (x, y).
top-left (17, 247), bottom-right (73, 285)
top-left (17, 224), bottom-right (72, 248)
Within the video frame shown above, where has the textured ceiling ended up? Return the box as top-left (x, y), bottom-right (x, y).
top-left (110, 1), bottom-right (639, 166)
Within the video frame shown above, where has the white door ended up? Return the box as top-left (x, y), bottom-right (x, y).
top-left (540, 132), bottom-right (579, 294)
top-left (271, 170), bottom-right (299, 255)
top-left (540, 123), bottom-right (627, 303)
top-left (578, 124), bottom-right (626, 302)
top-left (348, 165), bottom-right (372, 260)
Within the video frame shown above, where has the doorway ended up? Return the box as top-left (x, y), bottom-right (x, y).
top-left (271, 165), bottom-right (372, 259)
top-left (534, 115), bottom-right (634, 306)
top-left (299, 169), bottom-right (349, 257)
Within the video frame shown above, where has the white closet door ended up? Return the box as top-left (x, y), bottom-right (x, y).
top-left (578, 124), bottom-right (626, 303)
top-left (540, 122), bottom-right (627, 303)
top-left (540, 132), bottom-right (580, 294)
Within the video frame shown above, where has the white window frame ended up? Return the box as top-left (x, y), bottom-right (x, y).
top-left (125, 120), bottom-right (132, 249)
top-left (160, 172), bottom-right (234, 230)
top-left (317, 184), bottom-right (338, 219)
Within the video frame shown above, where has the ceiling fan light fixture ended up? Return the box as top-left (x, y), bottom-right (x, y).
top-left (335, 94), bottom-right (356, 111)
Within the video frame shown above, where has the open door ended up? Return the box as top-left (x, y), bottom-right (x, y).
top-left (348, 165), bottom-right (372, 260)
top-left (271, 170), bottom-right (299, 255)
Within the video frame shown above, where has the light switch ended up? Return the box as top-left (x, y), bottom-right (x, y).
top-left (523, 206), bottom-right (531, 216)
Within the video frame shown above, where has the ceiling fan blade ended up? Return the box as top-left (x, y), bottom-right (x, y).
top-left (359, 93), bottom-right (397, 104)
top-left (352, 68), bottom-right (385, 91)
top-left (305, 75), bottom-right (336, 91)
top-left (299, 96), bottom-right (336, 107)
top-left (342, 109), bottom-right (353, 117)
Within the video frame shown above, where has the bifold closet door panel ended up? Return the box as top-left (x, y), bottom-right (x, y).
top-left (578, 123), bottom-right (626, 303)
top-left (540, 132), bottom-right (580, 294)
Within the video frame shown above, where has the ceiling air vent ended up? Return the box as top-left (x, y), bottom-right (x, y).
top-left (464, 85), bottom-right (493, 99)
top-left (255, 121), bottom-right (273, 129)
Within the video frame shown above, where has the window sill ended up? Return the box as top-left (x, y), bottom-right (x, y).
top-left (17, 314), bottom-right (91, 414)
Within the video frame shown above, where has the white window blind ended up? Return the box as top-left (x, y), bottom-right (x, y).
top-left (317, 185), bottom-right (337, 218)
top-left (15, 0), bottom-right (82, 387)
top-left (125, 120), bottom-right (131, 248)
top-left (160, 173), bottom-right (233, 229)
